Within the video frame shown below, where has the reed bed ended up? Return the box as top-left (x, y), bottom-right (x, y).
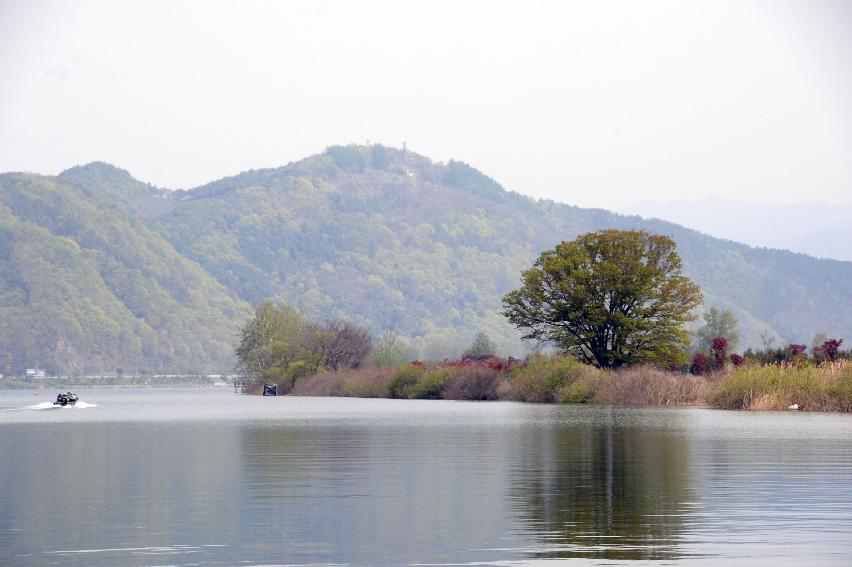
top-left (711, 360), bottom-right (851, 411)
top-left (279, 357), bottom-right (851, 412)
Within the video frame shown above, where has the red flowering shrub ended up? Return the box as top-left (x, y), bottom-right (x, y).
top-left (730, 354), bottom-right (745, 367)
top-left (823, 339), bottom-right (843, 362)
top-left (690, 352), bottom-right (709, 375)
top-left (711, 337), bottom-right (728, 367)
top-left (439, 355), bottom-right (515, 372)
top-left (788, 344), bottom-right (807, 357)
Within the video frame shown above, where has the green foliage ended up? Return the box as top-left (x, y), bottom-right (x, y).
top-left (695, 307), bottom-right (740, 351)
top-left (711, 362), bottom-right (852, 411)
top-left (235, 301), bottom-right (307, 379)
top-left (558, 379), bottom-right (596, 404)
top-left (503, 230), bottom-right (703, 368)
top-left (444, 160), bottom-right (507, 201)
top-left (326, 144), bottom-right (367, 172)
top-left (2, 144), bottom-right (851, 376)
top-left (387, 365), bottom-right (426, 398)
top-left (0, 172), bottom-right (247, 376)
top-left (408, 368), bottom-right (454, 399)
top-left (370, 144), bottom-right (392, 170)
top-left (372, 328), bottom-right (410, 368)
top-left (234, 302), bottom-right (371, 386)
top-left (509, 354), bottom-right (587, 403)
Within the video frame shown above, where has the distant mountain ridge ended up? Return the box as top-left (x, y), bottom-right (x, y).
top-left (621, 199), bottom-right (852, 262)
top-left (1, 144), bottom-right (850, 375)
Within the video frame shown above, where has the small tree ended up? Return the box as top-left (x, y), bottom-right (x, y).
top-left (696, 307), bottom-right (740, 352)
top-left (464, 331), bottom-right (497, 358)
top-left (302, 320), bottom-right (372, 372)
top-left (759, 330), bottom-right (777, 352)
top-left (373, 328), bottom-right (410, 368)
top-left (502, 230), bottom-right (702, 368)
top-left (322, 320), bottom-right (373, 371)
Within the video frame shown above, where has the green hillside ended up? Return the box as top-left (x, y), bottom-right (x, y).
top-left (2, 145), bottom-right (850, 374)
top-left (0, 171), bottom-right (248, 375)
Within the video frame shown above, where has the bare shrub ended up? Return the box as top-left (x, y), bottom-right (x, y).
top-left (749, 393), bottom-right (781, 411)
top-left (443, 366), bottom-right (502, 400)
top-left (291, 367), bottom-right (393, 398)
top-left (596, 366), bottom-right (711, 406)
top-left (302, 320), bottom-right (373, 372)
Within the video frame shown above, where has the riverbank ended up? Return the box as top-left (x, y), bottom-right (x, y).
top-left (272, 357), bottom-right (851, 412)
top-left (0, 374), bottom-right (226, 390)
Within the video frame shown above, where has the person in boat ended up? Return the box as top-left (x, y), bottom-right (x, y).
top-left (54, 392), bottom-right (79, 406)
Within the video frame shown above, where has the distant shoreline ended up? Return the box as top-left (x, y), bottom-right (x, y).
top-left (0, 376), bottom-right (230, 390)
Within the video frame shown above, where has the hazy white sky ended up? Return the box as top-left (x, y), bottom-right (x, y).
top-left (2, 0), bottom-right (851, 208)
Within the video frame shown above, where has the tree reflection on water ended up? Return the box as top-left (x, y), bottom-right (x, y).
top-left (508, 412), bottom-right (693, 560)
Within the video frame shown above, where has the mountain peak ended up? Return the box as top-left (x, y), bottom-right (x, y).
top-left (60, 161), bottom-right (136, 182)
top-left (57, 161), bottom-right (169, 204)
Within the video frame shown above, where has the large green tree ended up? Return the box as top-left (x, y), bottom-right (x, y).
top-left (502, 230), bottom-right (702, 368)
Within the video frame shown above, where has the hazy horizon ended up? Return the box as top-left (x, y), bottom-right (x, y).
top-left (622, 197), bottom-right (852, 262)
top-left (2, 0), bottom-right (852, 211)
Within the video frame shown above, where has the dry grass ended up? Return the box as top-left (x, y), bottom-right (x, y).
top-left (276, 357), bottom-right (852, 413)
top-left (290, 366), bottom-right (394, 398)
top-left (442, 366), bottom-right (503, 401)
top-left (711, 360), bottom-right (852, 411)
top-left (596, 366), bottom-right (712, 406)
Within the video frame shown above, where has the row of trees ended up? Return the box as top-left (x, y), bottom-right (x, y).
top-left (236, 302), bottom-right (502, 389)
top-left (689, 306), bottom-right (846, 374)
top-left (236, 302), bottom-right (372, 389)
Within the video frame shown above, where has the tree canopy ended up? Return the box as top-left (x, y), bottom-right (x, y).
top-left (695, 307), bottom-right (740, 352)
top-left (464, 331), bottom-right (497, 358)
top-left (502, 230), bottom-right (702, 368)
top-left (235, 301), bottom-right (372, 388)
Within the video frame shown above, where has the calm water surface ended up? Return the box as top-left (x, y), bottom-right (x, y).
top-left (1, 388), bottom-right (851, 566)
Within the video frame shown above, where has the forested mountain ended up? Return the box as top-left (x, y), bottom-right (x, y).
top-left (2, 145), bottom-right (850, 374)
top-left (0, 171), bottom-right (248, 375)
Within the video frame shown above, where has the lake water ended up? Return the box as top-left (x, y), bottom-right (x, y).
top-left (1, 388), bottom-right (851, 566)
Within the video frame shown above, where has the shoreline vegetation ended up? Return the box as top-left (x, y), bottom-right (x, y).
top-left (245, 355), bottom-right (852, 413)
top-left (233, 230), bottom-right (849, 413)
top-left (0, 374), bottom-right (224, 390)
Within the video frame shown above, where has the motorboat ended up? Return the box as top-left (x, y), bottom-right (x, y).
top-left (54, 392), bottom-right (79, 406)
